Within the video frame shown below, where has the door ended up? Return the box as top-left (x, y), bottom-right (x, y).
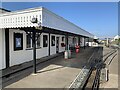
top-left (56, 37), bottom-right (59, 53)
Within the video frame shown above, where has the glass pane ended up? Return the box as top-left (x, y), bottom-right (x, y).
top-left (16, 38), bottom-right (21, 48)
top-left (26, 34), bottom-right (32, 48)
top-left (43, 35), bottom-right (48, 47)
top-left (37, 35), bottom-right (40, 48)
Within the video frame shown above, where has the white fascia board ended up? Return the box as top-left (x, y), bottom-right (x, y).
top-left (41, 7), bottom-right (94, 38)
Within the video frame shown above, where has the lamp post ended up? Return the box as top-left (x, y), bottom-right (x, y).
top-left (31, 17), bottom-right (38, 74)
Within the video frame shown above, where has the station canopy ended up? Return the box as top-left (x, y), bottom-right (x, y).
top-left (0, 7), bottom-right (94, 38)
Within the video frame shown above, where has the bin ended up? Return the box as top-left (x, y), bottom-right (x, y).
top-left (64, 50), bottom-right (71, 59)
top-left (68, 50), bottom-right (71, 58)
top-left (64, 50), bottom-right (69, 59)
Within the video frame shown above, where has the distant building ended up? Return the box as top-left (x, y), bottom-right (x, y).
top-left (114, 35), bottom-right (120, 41)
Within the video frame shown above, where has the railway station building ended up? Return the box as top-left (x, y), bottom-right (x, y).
top-left (0, 7), bottom-right (94, 71)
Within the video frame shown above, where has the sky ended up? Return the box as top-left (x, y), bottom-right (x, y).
top-left (1, 2), bottom-right (118, 38)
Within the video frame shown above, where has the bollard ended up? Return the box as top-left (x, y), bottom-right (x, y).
top-left (100, 68), bottom-right (109, 83)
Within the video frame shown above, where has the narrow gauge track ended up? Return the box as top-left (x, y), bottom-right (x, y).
top-left (82, 48), bottom-right (117, 90)
top-left (68, 47), bottom-right (101, 90)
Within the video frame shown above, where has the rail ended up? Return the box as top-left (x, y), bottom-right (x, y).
top-left (84, 49), bottom-right (117, 90)
top-left (77, 48), bottom-right (116, 90)
top-left (68, 47), bottom-right (100, 89)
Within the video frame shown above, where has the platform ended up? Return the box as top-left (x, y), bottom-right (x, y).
top-left (4, 47), bottom-right (94, 88)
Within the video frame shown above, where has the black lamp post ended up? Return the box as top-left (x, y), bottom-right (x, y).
top-left (31, 17), bottom-right (38, 74)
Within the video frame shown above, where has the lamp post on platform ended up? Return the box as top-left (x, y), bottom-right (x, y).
top-left (31, 17), bottom-right (38, 74)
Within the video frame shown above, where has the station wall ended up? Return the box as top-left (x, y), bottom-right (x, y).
top-left (9, 29), bottom-right (65, 67)
top-left (0, 29), bottom-right (87, 70)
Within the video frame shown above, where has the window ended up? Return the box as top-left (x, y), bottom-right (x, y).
top-left (62, 36), bottom-right (64, 42)
top-left (26, 33), bottom-right (41, 49)
top-left (36, 34), bottom-right (41, 48)
top-left (73, 37), bottom-right (76, 44)
top-left (51, 36), bottom-right (55, 46)
top-left (14, 33), bottom-right (23, 51)
top-left (26, 33), bottom-right (32, 48)
top-left (43, 35), bottom-right (48, 47)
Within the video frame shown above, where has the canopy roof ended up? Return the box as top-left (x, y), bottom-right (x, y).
top-left (0, 7), bottom-right (94, 38)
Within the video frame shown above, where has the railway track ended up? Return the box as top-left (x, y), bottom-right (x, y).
top-left (68, 47), bottom-right (117, 90)
top-left (68, 47), bottom-right (101, 90)
top-left (82, 48), bottom-right (117, 90)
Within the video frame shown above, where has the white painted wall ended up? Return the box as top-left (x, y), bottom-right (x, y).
top-left (9, 29), bottom-right (32, 66)
top-left (0, 29), bottom-right (5, 69)
top-left (8, 29), bottom-right (65, 67)
top-left (9, 29), bottom-right (49, 66)
top-left (0, 28), bottom-right (65, 69)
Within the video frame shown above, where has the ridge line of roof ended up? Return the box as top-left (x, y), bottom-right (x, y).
top-left (0, 8), bottom-right (11, 12)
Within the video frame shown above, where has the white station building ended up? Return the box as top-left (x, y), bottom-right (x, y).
top-left (0, 7), bottom-right (94, 71)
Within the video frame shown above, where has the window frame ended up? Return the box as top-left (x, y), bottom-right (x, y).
top-left (14, 33), bottom-right (23, 51)
top-left (26, 33), bottom-right (32, 49)
top-left (26, 32), bottom-right (41, 49)
top-left (36, 34), bottom-right (41, 48)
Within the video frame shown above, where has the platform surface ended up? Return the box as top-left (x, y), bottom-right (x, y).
top-left (5, 47), bottom-right (94, 88)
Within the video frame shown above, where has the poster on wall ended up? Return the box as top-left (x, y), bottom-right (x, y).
top-left (14, 33), bottom-right (23, 51)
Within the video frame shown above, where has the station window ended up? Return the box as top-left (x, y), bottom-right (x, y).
top-left (26, 33), bottom-right (41, 49)
top-left (62, 36), bottom-right (64, 42)
top-left (36, 34), bottom-right (41, 48)
top-left (73, 37), bottom-right (76, 44)
top-left (43, 35), bottom-right (48, 47)
top-left (26, 33), bottom-right (32, 48)
top-left (51, 36), bottom-right (55, 46)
